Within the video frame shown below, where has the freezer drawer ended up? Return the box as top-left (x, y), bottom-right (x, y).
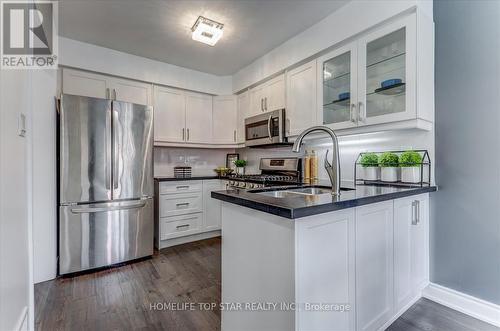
top-left (59, 198), bottom-right (153, 274)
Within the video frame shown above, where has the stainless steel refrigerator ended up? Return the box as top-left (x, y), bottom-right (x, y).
top-left (58, 94), bottom-right (154, 275)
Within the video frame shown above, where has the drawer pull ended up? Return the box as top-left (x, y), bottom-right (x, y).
top-left (176, 202), bottom-right (190, 208)
top-left (176, 224), bottom-right (190, 229)
top-left (176, 185), bottom-right (190, 190)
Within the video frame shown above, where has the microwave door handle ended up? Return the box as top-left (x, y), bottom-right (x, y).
top-left (267, 114), bottom-right (273, 141)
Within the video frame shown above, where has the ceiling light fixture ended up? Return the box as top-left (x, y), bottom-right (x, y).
top-left (191, 16), bottom-right (224, 46)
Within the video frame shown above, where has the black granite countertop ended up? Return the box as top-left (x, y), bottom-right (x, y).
top-left (155, 176), bottom-right (225, 181)
top-left (211, 183), bottom-right (437, 219)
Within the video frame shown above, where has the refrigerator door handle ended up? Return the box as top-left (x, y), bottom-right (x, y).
top-left (70, 200), bottom-right (147, 214)
top-left (112, 109), bottom-right (119, 191)
top-left (105, 107), bottom-right (112, 191)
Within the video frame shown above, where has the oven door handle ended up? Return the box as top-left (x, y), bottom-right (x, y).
top-left (267, 114), bottom-right (273, 141)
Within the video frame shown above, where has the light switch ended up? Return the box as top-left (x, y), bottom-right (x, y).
top-left (18, 113), bottom-right (26, 137)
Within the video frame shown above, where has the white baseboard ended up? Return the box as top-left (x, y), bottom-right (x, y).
top-left (14, 306), bottom-right (28, 331)
top-left (378, 294), bottom-right (422, 331)
top-left (158, 230), bottom-right (221, 249)
top-left (423, 283), bottom-right (500, 327)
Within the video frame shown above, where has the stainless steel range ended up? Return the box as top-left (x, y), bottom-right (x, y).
top-left (227, 157), bottom-right (301, 189)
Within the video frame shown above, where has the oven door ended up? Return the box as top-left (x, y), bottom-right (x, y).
top-left (245, 109), bottom-right (285, 147)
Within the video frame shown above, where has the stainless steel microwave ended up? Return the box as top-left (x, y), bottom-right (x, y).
top-left (244, 109), bottom-right (288, 147)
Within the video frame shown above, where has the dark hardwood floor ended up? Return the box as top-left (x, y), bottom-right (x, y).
top-left (35, 237), bottom-right (498, 331)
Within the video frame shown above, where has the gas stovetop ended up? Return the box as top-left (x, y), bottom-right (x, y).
top-left (227, 157), bottom-right (301, 189)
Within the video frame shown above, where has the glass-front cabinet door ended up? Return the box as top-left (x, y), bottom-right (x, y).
top-left (358, 16), bottom-right (416, 126)
top-left (317, 43), bottom-right (358, 130)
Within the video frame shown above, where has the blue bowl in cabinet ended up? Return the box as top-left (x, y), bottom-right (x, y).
top-left (381, 79), bottom-right (402, 88)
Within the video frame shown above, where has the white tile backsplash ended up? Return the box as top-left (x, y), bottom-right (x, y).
top-left (237, 129), bottom-right (435, 184)
top-left (153, 129), bottom-right (434, 183)
top-left (154, 147), bottom-right (235, 177)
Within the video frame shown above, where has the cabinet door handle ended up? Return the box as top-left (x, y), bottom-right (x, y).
top-left (265, 97), bottom-right (268, 111)
top-left (106, 88), bottom-right (110, 99)
top-left (176, 202), bottom-right (190, 208)
top-left (261, 98), bottom-right (264, 112)
top-left (416, 200), bottom-right (420, 224)
top-left (113, 89), bottom-right (117, 100)
top-left (358, 101), bottom-right (364, 122)
top-left (411, 200), bottom-right (418, 225)
top-left (350, 103), bottom-right (357, 123)
top-left (176, 224), bottom-right (190, 229)
top-left (187, 128), bottom-right (190, 141)
top-left (182, 128), bottom-right (185, 140)
top-left (233, 130), bottom-right (236, 142)
top-left (176, 185), bottom-right (189, 190)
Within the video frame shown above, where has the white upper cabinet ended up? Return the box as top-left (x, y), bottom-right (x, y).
top-left (108, 77), bottom-right (152, 106)
top-left (357, 15), bottom-right (416, 126)
top-left (248, 74), bottom-right (285, 115)
top-left (264, 74), bottom-right (285, 112)
top-left (185, 92), bottom-right (213, 144)
top-left (213, 96), bottom-right (237, 144)
top-left (62, 68), bottom-right (152, 105)
top-left (249, 84), bottom-right (266, 116)
top-left (236, 91), bottom-right (250, 143)
top-left (62, 68), bottom-right (108, 99)
top-left (154, 86), bottom-right (186, 143)
top-left (317, 43), bottom-right (358, 130)
top-left (285, 60), bottom-right (317, 136)
top-left (317, 14), bottom-right (425, 132)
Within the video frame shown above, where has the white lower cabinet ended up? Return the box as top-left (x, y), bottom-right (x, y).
top-left (203, 180), bottom-right (223, 231)
top-left (160, 213), bottom-right (202, 240)
top-left (393, 194), bottom-right (429, 313)
top-left (295, 209), bottom-right (356, 331)
top-left (355, 201), bottom-right (394, 331)
top-left (156, 179), bottom-right (222, 247)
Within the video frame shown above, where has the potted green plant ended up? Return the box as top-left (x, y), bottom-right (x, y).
top-left (233, 159), bottom-right (247, 175)
top-left (360, 153), bottom-right (380, 181)
top-left (400, 151), bottom-right (423, 183)
top-left (379, 152), bottom-right (399, 182)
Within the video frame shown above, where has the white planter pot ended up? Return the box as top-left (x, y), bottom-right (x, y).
top-left (401, 167), bottom-right (422, 183)
top-left (236, 167), bottom-right (245, 175)
top-left (381, 167), bottom-right (399, 182)
top-left (363, 167), bottom-right (380, 181)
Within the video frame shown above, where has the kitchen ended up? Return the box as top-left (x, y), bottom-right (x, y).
top-left (1, 0), bottom-right (499, 331)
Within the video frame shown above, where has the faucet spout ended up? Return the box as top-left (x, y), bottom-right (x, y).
top-left (291, 126), bottom-right (341, 196)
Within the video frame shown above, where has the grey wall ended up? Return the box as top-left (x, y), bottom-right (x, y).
top-left (432, 0), bottom-right (500, 304)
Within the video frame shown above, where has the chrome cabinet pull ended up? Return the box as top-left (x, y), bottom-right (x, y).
top-left (106, 88), bottom-right (110, 99)
top-left (350, 103), bottom-right (357, 123)
top-left (233, 130), bottom-right (236, 142)
top-left (113, 89), bottom-right (117, 100)
top-left (176, 202), bottom-right (190, 208)
top-left (416, 200), bottom-right (420, 224)
top-left (187, 128), bottom-right (190, 141)
top-left (411, 200), bottom-right (418, 225)
top-left (261, 98), bottom-right (264, 112)
top-left (176, 224), bottom-right (190, 229)
top-left (264, 97), bottom-right (268, 111)
top-left (182, 128), bottom-right (185, 140)
top-left (176, 185), bottom-right (189, 190)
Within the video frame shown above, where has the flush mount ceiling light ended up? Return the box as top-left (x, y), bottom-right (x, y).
top-left (191, 16), bottom-right (224, 46)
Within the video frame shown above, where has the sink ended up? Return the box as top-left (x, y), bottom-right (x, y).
top-left (250, 186), bottom-right (354, 198)
top-left (288, 187), bottom-right (333, 195)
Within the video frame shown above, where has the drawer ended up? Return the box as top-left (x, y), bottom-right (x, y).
top-left (159, 181), bottom-right (202, 194)
top-left (160, 193), bottom-right (202, 217)
top-left (160, 213), bottom-right (202, 240)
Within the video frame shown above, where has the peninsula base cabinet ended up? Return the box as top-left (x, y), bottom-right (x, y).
top-left (221, 193), bottom-right (429, 331)
top-left (154, 180), bottom-right (224, 249)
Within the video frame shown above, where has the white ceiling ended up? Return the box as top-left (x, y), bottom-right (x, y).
top-left (59, 0), bottom-right (349, 76)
